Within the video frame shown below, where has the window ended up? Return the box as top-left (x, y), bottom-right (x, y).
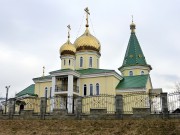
top-left (141, 71), bottom-right (144, 75)
top-left (90, 84), bottom-right (93, 96)
top-left (69, 59), bottom-right (71, 65)
top-left (84, 84), bottom-right (87, 96)
top-left (129, 71), bottom-right (133, 76)
top-left (64, 60), bottom-right (66, 65)
top-left (80, 57), bottom-right (83, 67)
top-left (96, 83), bottom-right (99, 95)
top-left (45, 87), bottom-right (48, 97)
top-left (89, 57), bottom-right (92, 67)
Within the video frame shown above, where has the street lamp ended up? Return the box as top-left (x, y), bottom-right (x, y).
top-left (5, 85), bottom-right (10, 114)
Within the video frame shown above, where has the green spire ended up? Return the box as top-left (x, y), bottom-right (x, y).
top-left (119, 22), bottom-right (152, 70)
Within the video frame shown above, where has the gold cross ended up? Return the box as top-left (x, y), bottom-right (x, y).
top-left (67, 25), bottom-right (71, 39)
top-left (132, 15), bottom-right (134, 22)
top-left (43, 66), bottom-right (45, 77)
top-left (84, 7), bottom-right (90, 27)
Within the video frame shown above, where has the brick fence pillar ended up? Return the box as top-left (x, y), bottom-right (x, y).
top-left (40, 97), bottom-right (47, 120)
top-left (76, 96), bottom-right (82, 119)
top-left (160, 93), bottom-right (169, 118)
top-left (8, 98), bottom-right (15, 119)
top-left (116, 95), bottom-right (123, 119)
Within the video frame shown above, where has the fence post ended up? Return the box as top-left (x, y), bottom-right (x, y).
top-left (76, 96), bottom-right (82, 119)
top-left (8, 98), bottom-right (15, 119)
top-left (40, 97), bottom-right (47, 120)
top-left (160, 93), bottom-right (169, 118)
top-left (116, 95), bottom-right (123, 119)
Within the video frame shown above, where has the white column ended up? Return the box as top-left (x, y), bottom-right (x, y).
top-left (51, 76), bottom-right (56, 112)
top-left (67, 75), bottom-right (73, 113)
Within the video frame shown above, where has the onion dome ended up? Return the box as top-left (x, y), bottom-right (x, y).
top-left (74, 28), bottom-right (101, 52)
top-left (60, 39), bottom-right (76, 56)
top-left (60, 25), bottom-right (76, 56)
top-left (74, 7), bottom-right (101, 53)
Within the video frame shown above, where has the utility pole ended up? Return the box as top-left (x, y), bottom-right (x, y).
top-left (5, 85), bottom-right (10, 114)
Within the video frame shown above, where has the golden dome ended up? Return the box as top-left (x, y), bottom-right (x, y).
top-left (74, 28), bottom-right (101, 52)
top-left (60, 39), bottom-right (76, 56)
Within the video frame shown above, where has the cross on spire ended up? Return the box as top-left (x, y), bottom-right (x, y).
top-left (42, 66), bottom-right (45, 77)
top-left (84, 7), bottom-right (90, 27)
top-left (132, 15), bottom-right (134, 23)
top-left (67, 24), bottom-right (71, 39)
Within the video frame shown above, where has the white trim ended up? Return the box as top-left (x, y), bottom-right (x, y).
top-left (50, 71), bottom-right (80, 78)
top-left (33, 79), bottom-right (51, 83)
top-left (80, 72), bottom-right (122, 80)
top-left (116, 88), bottom-right (146, 93)
top-left (76, 51), bottom-right (100, 58)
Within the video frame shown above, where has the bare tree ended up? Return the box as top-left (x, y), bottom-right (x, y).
top-left (175, 82), bottom-right (180, 92)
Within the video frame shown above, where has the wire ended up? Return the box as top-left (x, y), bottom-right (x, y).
top-left (90, 16), bottom-right (96, 36)
top-left (76, 13), bottom-right (85, 39)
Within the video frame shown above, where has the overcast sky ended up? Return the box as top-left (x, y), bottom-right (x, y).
top-left (0, 0), bottom-right (180, 97)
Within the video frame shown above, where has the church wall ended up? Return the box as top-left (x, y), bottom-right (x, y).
top-left (79, 76), bottom-right (119, 96)
top-left (75, 52), bottom-right (100, 69)
top-left (122, 68), bottom-right (149, 76)
top-left (34, 81), bottom-right (52, 98)
top-left (146, 77), bottom-right (153, 93)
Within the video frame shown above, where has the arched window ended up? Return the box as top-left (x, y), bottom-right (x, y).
top-left (64, 59), bottom-right (66, 65)
top-left (129, 71), bottom-right (133, 76)
top-left (89, 57), bottom-right (92, 67)
top-left (69, 59), bottom-right (71, 65)
top-left (80, 57), bottom-right (83, 67)
top-left (96, 83), bottom-right (99, 95)
top-left (84, 84), bottom-right (87, 96)
top-left (141, 71), bottom-right (144, 75)
top-left (45, 87), bottom-right (48, 97)
top-left (90, 84), bottom-right (93, 96)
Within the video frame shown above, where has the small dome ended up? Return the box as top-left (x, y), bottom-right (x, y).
top-left (74, 28), bottom-right (101, 53)
top-left (60, 40), bottom-right (76, 56)
top-left (130, 22), bottom-right (136, 33)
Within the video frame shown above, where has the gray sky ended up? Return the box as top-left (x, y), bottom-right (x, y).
top-left (0, 0), bottom-right (180, 97)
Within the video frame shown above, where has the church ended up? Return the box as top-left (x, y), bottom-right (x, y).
top-left (15, 8), bottom-right (160, 114)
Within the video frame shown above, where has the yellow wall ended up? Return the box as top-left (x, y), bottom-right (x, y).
top-left (75, 52), bottom-right (100, 69)
top-left (122, 68), bottom-right (149, 76)
top-left (79, 76), bottom-right (119, 96)
top-left (34, 81), bottom-right (52, 98)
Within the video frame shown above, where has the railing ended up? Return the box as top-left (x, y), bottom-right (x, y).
top-left (55, 85), bottom-right (79, 93)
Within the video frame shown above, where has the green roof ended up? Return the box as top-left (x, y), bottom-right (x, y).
top-left (50, 68), bottom-right (120, 76)
top-left (116, 75), bottom-right (149, 90)
top-left (119, 32), bottom-right (151, 70)
top-left (76, 68), bottom-right (115, 75)
top-left (33, 75), bottom-right (52, 81)
top-left (16, 84), bottom-right (36, 97)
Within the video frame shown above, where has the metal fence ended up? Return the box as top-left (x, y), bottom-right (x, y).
top-left (82, 94), bottom-right (115, 114)
top-left (168, 91), bottom-right (180, 113)
top-left (2, 91), bottom-right (180, 117)
top-left (122, 92), bottom-right (162, 114)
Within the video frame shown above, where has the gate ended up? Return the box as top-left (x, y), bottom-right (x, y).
top-left (46, 96), bottom-right (77, 113)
